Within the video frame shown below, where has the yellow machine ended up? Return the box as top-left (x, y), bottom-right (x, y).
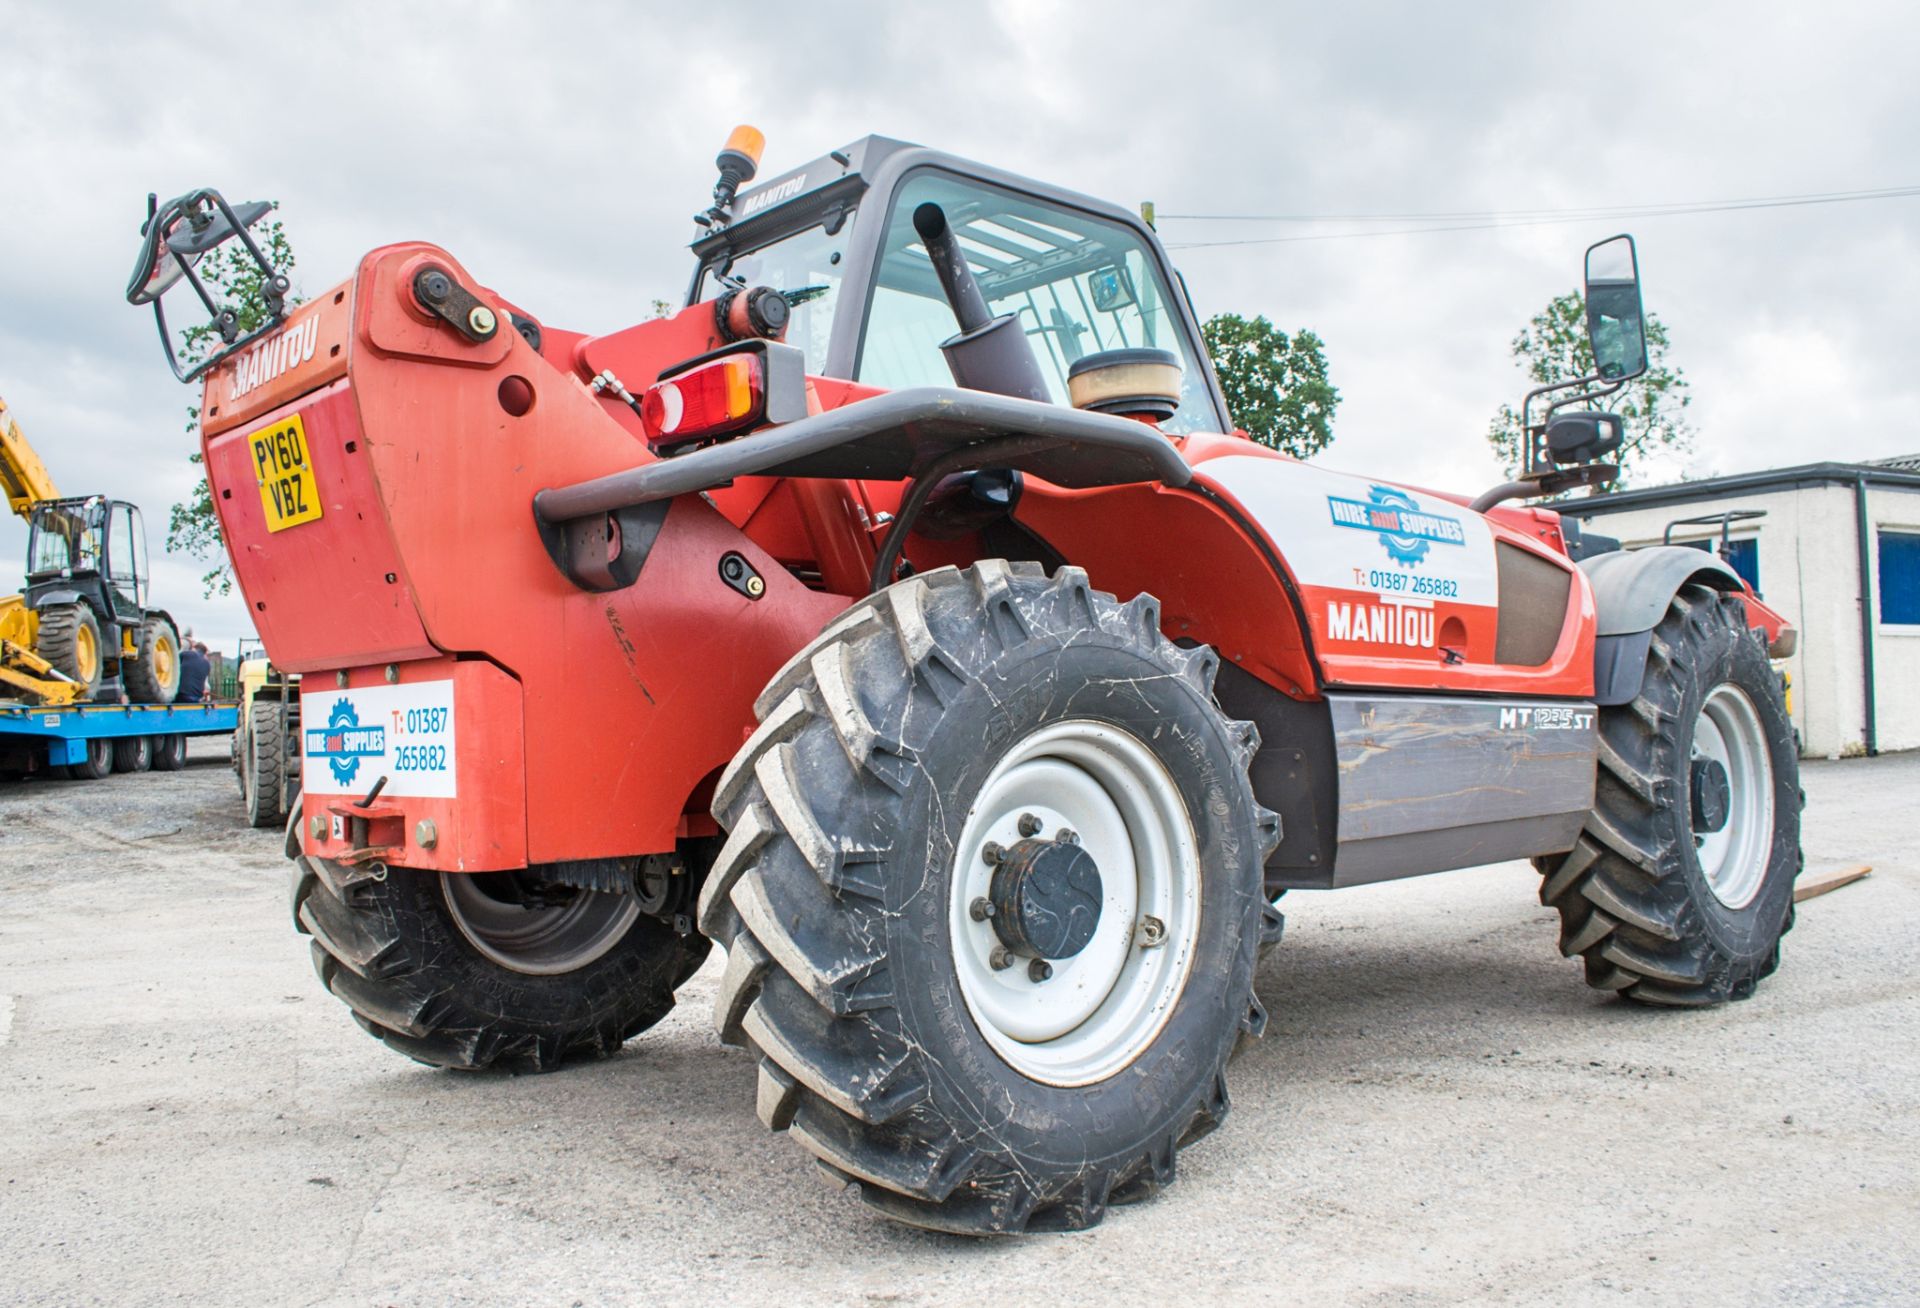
top-left (231, 639), bottom-right (300, 827)
top-left (0, 394), bottom-right (182, 706)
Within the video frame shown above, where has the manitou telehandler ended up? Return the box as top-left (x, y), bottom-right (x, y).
top-left (128, 129), bottom-right (1801, 1235)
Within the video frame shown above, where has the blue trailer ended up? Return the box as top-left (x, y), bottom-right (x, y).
top-left (0, 700), bottom-right (239, 780)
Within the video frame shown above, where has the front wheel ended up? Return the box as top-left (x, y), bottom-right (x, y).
top-left (1536, 585), bottom-right (1801, 1004)
top-left (703, 564), bottom-right (1279, 1234)
top-left (124, 617), bottom-right (181, 704)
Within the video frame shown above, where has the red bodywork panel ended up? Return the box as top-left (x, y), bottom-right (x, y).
top-left (199, 240), bottom-right (1716, 877)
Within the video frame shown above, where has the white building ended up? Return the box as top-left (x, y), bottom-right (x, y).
top-left (1563, 456), bottom-right (1920, 758)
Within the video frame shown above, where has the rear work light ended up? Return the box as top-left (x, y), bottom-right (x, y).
top-left (639, 341), bottom-right (807, 455)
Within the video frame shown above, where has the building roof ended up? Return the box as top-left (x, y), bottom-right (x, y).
top-left (1563, 458), bottom-right (1920, 517)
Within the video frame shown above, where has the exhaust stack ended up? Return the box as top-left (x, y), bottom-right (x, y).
top-left (912, 203), bottom-right (1051, 403)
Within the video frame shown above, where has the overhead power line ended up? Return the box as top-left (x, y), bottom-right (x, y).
top-left (1158, 184), bottom-right (1920, 250)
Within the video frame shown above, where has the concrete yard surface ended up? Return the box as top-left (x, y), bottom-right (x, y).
top-left (1, 743), bottom-right (1915, 1306)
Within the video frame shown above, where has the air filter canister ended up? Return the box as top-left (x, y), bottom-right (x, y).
top-left (1066, 348), bottom-right (1182, 422)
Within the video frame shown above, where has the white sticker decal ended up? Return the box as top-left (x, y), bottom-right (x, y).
top-left (302, 679), bottom-right (457, 798)
top-left (1197, 455), bottom-right (1499, 607)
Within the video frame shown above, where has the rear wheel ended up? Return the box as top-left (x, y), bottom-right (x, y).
top-left (245, 711), bottom-right (283, 828)
top-left (704, 564), bottom-right (1279, 1234)
top-left (292, 854), bottom-right (712, 1072)
top-left (124, 617), bottom-right (181, 704)
top-left (34, 604), bottom-right (102, 695)
top-left (1536, 585), bottom-right (1801, 1004)
top-left (152, 733), bottom-right (188, 771)
top-left (112, 734), bottom-right (152, 773)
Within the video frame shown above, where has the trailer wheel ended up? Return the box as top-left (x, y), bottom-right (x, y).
top-left (34, 603), bottom-right (102, 695)
top-left (71, 737), bottom-right (113, 781)
top-left (123, 617), bottom-right (182, 704)
top-left (152, 734), bottom-right (188, 771)
top-left (292, 854), bottom-right (711, 1073)
top-left (1536, 585), bottom-right (1801, 1005)
top-left (112, 734), bottom-right (153, 773)
top-left (705, 564), bottom-right (1279, 1234)
top-left (245, 712), bottom-right (283, 828)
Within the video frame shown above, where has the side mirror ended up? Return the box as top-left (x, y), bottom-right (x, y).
top-left (1583, 235), bottom-right (1647, 382)
top-left (1545, 411), bottom-right (1624, 465)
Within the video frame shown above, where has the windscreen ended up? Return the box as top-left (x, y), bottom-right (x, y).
top-left (27, 502), bottom-right (105, 577)
top-left (858, 173), bottom-right (1216, 433)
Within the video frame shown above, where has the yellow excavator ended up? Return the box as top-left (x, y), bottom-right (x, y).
top-left (1, 394), bottom-right (182, 706)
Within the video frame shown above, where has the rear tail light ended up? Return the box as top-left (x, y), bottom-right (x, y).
top-left (637, 340), bottom-right (809, 455)
top-left (641, 355), bottom-right (763, 452)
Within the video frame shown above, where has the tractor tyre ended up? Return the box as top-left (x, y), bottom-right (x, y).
top-left (152, 733), bottom-right (188, 771)
top-left (1536, 585), bottom-right (1801, 1005)
top-left (71, 738), bottom-right (113, 781)
top-left (124, 616), bottom-right (182, 704)
top-left (112, 734), bottom-right (153, 773)
top-left (291, 851), bottom-right (712, 1073)
top-left (34, 603), bottom-right (103, 696)
top-left (245, 712), bottom-right (283, 829)
top-left (703, 563), bottom-right (1280, 1234)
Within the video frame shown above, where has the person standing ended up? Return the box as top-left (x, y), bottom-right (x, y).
top-left (178, 641), bottom-right (211, 703)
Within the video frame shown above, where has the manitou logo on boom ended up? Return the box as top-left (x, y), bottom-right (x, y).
top-left (228, 316), bottom-right (319, 399)
top-left (1326, 600), bottom-right (1435, 648)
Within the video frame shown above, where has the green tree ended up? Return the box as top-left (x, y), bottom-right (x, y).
top-left (166, 217), bottom-right (301, 597)
top-left (1487, 290), bottom-right (1693, 485)
top-left (1201, 314), bottom-right (1339, 457)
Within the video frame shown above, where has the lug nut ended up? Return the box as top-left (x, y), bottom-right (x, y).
top-left (1056, 828), bottom-right (1079, 845)
top-left (1028, 959), bottom-right (1053, 983)
top-left (1138, 914), bottom-right (1167, 948)
top-left (1017, 812), bottom-right (1042, 837)
top-left (981, 841), bottom-right (1005, 866)
top-left (969, 896), bottom-right (996, 922)
top-left (989, 945), bottom-right (1016, 971)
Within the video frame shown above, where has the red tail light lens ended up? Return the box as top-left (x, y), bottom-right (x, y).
top-left (641, 355), bottom-right (763, 452)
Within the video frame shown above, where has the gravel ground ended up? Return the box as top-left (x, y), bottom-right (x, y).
top-left (1, 739), bottom-right (1915, 1306)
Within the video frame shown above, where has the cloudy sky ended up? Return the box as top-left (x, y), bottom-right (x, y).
top-left (4, 1), bottom-right (1916, 646)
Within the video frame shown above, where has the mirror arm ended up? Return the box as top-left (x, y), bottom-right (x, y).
top-left (1519, 372), bottom-right (1601, 475)
top-left (1545, 375), bottom-right (1624, 419)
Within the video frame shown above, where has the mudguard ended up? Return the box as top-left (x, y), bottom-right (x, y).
top-left (1581, 546), bottom-right (1742, 705)
top-left (29, 589), bottom-right (85, 610)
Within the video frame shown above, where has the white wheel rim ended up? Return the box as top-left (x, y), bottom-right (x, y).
top-left (948, 720), bottom-right (1201, 1088)
top-left (1692, 684), bottom-right (1775, 909)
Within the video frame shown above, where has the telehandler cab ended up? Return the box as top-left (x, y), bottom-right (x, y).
top-left (130, 129), bottom-right (1801, 1235)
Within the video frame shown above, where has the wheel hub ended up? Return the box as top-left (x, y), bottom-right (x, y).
top-left (1690, 757), bottom-right (1731, 833)
top-left (988, 836), bottom-right (1104, 961)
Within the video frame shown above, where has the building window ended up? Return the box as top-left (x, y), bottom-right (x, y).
top-left (1881, 530), bottom-right (1920, 626)
top-left (1685, 537), bottom-right (1760, 594)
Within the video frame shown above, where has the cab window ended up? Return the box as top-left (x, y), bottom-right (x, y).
top-left (696, 221), bottom-right (849, 374)
top-left (856, 173), bottom-right (1217, 433)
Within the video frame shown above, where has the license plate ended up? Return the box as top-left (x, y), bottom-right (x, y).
top-left (248, 413), bottom-right (323, 533)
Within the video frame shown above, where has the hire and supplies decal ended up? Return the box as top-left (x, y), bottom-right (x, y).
top-left (302, 679), bottom-right (457, 798)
